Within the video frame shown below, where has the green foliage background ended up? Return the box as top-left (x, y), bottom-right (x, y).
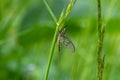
top-left (0, 0), bottom-right (120, 80)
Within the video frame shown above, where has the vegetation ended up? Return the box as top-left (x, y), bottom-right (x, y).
top-left (0, 0), bottom-right (120, 80)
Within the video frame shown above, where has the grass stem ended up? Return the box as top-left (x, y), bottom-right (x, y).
top-left (97, 0), bottom-right (105, 80)
top-left (44, 26), bottom-right (59, 80)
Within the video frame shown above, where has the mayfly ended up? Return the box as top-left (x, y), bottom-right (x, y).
top-left (57, 28), bottom-right (75, 54)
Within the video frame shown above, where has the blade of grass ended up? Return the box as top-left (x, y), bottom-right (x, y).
top-left (43, 0), bottom-right (57, 24)
top-left (44, 25), bottom-right (59, 80)
top-left (43, 0), bottom-right (58, 79)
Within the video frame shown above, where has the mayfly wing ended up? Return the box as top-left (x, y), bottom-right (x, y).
top-left (59, 28), bottom-right (75, 52)
top-left (61, 33), bottom-right (75, 52)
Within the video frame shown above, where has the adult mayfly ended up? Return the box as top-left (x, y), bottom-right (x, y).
top-left (57, 28), bottom-right (75, 53)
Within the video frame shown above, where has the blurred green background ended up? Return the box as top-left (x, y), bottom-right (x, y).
top-left (0, 0), bottom-right (120, 80)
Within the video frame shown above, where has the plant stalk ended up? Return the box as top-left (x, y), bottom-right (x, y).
top-left (97, 0), bottom-right (105, 80)
top-left (43, 0), bottom-right (58, 80)
top-left (44, 26), bottom-right (59, 80)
